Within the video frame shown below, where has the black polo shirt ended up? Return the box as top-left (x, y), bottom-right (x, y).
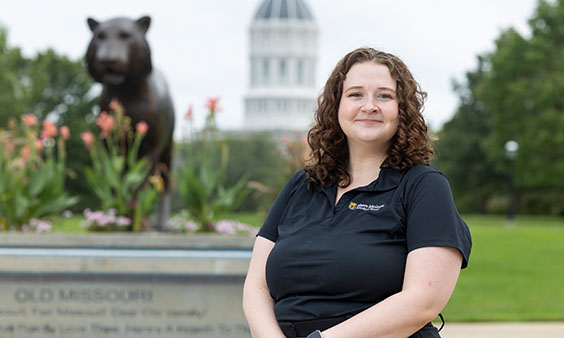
top-left (258, 165), bottom-right (472, 329)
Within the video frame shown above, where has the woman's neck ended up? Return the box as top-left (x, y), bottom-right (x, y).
top-left (335, 147), bottom-right (387, 205)
top-left (347, 144), bottom-right (388, 187)
top-left (347, 144), bottom-right (388, 177)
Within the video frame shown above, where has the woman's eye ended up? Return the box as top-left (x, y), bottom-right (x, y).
top-left (377, 93), bottom-right (393, 100)
top-left (349, 93), bottom-right (362, 97)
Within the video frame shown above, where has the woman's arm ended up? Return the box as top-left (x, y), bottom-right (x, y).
top-left (243, 236), bottom-right (286, 338)
top-left (322, 246), bottom-right (463, 338)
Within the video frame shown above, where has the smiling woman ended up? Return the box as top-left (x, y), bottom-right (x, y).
top-left (243, 47), bottom-right (471, 338)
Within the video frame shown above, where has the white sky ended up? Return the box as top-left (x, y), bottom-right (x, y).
top-left (0, 0), bottom-right (539, 139)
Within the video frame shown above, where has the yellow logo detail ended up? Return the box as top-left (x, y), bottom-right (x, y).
top-left (348, 202), bottom-right (357, 210)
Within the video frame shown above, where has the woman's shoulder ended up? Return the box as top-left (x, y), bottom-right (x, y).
top-left (403, 164), bottom-right (443, 178)
top-left (282, 169), bottom-right (309, 195)
top-left (400, 164), bottom-right (448, 189)
top-left (288, 169), bottom-right (307, 185)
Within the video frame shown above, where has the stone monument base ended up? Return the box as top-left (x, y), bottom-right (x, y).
top-left (0, 233), bottom-right (254, 338)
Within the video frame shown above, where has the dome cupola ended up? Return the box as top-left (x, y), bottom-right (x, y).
top-left (254, 0), bottom-right (314, 21)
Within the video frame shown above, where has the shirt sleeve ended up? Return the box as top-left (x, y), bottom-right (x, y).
top-left (257, 170), bottom-right (302, 242)
top-left (404, 169), bottom-right (472, 268)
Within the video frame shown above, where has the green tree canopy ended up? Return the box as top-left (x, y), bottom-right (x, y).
top-left (436, 0), bottom-right (564, 214)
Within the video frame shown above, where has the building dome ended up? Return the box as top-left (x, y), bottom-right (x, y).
top-left (254, 0), bottom-right (314, 21)
top-left (245, 0), bottom-right (318, 132)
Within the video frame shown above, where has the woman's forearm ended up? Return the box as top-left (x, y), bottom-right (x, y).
top-left (322, 288), bottom-right (438, 338)
top-left (243, 279), bottom-right (286, 338)
top-left (243, 283), bottom-right (284, 338)
top-left (323, 247), bottom-right (463, 338)
top-left (243, 236), bottom-right (286, 338)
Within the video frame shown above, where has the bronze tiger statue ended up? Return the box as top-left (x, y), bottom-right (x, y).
top-left (86, 16), bottom-right (175, 230)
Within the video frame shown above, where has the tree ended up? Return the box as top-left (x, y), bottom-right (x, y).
top-left (434, 63), bottom-right (505, 213)
top-left (0, 27), bottom-right (27, 128)
top-left (436, 0), bottom-right (564, 214)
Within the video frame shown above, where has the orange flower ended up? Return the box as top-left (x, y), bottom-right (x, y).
top-left (81, 132), bottom-right (95, 149)
top-left (205, 97), bottom-right (221, 116)
top-left (21, 146), bottom-right (31, 160)
top-left (2, 135), bottom-right (14, 154)
top-left (60, 126), bottom-right (70, 140)
top-left (35, 139), bottom-right (44, 150)
top-left (40, 120), bottom-right (58, 139)
top-left (21, 114), bottom-right (38, 127)
top-left (96, 111), bottom-right (115, 139)
top-left (185, 104), bottom-right (193, 122)
top-left (109, 98), bottom-right (121, 111)
top-left (135, 121), bottom-right (149, 135)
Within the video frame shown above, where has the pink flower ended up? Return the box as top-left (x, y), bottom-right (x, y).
top-left (21, 114), bottom-right (38, 127)
top-left (109, 99), bottom-right (121, 111)
top-left (60, 126), bottom-right (70, 140)
top-left (185, 105), bottom-right (193, 122)
top-left (81, 132), bottom-right (94, 149)
top-left (40, 120), bottom-right (58, 139)
top-left (135, 121), bottom-right (149, 135)
top-left (205, 97), bottom-right (221, 116)
top-left (96, 111), bottom-right (115, 139)
top-left (35, 139), bottom-right (44, 150)
top-left (4, 139), bottom-right (15, 154)
top-left (21, 146), bottom-right (31, 160)
top-left (184, 221), bottom-right (200, 231)
top-left (117, 217), bottom-right (132, 226)
top-left (214, 220), bottom-right (236, 234)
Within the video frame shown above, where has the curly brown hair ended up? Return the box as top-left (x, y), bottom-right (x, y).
top-left (305, 47), bottom-right (434, 188)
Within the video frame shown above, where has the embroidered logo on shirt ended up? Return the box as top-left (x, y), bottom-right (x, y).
top-left (348, 201), bottom-right (384, 212)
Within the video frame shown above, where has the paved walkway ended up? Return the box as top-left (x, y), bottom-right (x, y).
top-left (440, 322), bottom-right (564, 338)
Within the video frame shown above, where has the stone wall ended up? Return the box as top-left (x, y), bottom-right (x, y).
top-left (0, 233), bottom-right (254, 338)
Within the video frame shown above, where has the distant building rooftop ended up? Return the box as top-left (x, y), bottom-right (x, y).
top-left (254, 0), bottom-right (314, 21)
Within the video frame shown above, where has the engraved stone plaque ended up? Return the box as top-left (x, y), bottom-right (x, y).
top-left (0, 234), bottom-right (254, 338)
top-left (0, 275), bottom-right (250, 338)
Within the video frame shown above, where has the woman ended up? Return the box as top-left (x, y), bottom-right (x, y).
top-left (243, 47), bottom-right (472, 338)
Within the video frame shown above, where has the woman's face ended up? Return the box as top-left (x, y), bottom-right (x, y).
top-left (338, 62), bottom-right (399, 152)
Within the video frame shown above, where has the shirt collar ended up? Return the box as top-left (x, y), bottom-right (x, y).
top-left (357, 167), bottom-right (402, 192)
top-left (316, 166), bottom-right (402, 196)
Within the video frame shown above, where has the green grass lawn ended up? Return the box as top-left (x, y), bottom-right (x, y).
top-left (443, 215), bottom-right (564, 321)
top-left (46, 213), bottom-right (564, 321)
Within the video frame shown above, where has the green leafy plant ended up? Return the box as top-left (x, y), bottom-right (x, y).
top-left (176, 98), bottom-right (251, 232)
top-left (81, 100), bottom-right (160, 231)
top-left (0, 115), bottom-right (78, 231)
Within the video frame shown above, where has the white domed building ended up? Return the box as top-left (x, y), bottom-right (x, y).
top-left (244, 0), bottom-right (319, 132)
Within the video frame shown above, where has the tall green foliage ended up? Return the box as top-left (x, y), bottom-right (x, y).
top-left (223, 132), bottom-right (288, 213)
top-left (0, 26), bottom-right (97, 211)
top-left (175, 99), bottom-right (251, 231)
top-left (436, 0), bottom-right (564, 214)
top-left (0, 117), bottom-right (78, 230)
